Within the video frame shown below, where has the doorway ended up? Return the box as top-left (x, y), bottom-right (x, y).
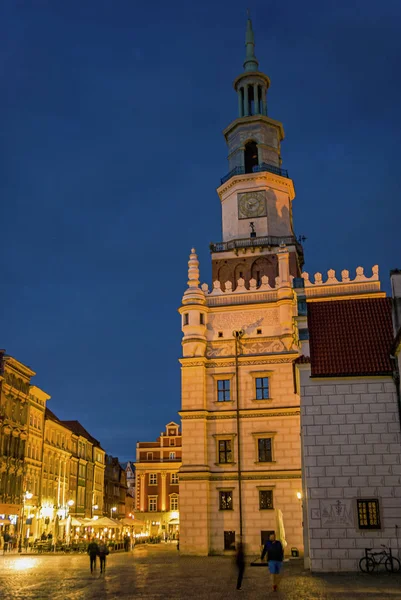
top-left (224, 530), bottom-right (236, 550)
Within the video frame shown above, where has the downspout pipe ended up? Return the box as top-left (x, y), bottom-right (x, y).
top-left (233, 330), bottom-right (244, 541)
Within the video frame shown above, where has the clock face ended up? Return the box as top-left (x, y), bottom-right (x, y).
top-left (238, 191), bottom-right (267, 219)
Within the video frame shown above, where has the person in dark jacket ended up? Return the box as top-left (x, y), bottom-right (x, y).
top-left (87, 539), bottom-right (99, 573)
top-left (261, 533), bottom-right (284, 592)
top-left (235, 541), bottom-right (245, 591)
top-left (98, 541), bottom-right (109, 574)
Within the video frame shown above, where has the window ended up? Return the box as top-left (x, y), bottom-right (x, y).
top-left (256, 377), bottom-right (269, 400)
top-left (200, 313), bottom-right (204, 325)
top-left (170, 495), bottom-right (179, 511)
top-left (169, 452), bottom-right (176, 460)
top-left (169, 439), bottom-right (175, 446)
top-left (217, 380), bottom-right (231, 402)
top-left (218, 440), bottom-right (232, 464)
top-left (258, 438), bottom-right (273, 462)
top-left (147, 452), bottom-right (153, 460)
top-left (357, 499), bottom-right (381, 530)
top-left (171, 473), bottom-right (179, 485)
top-left (218, 331), bottom-right (223, 338)
top-left (259, 490), bottom-right (274, 510)
top-left (183, 313), bottom-right (189, 326)
top-left (257, 329), bottom-right (262, 335)
top-left (219, 491), bottom-right (233, 510)
top-left (149, 473), bottom-right (157, 485)
top-left (149, 496), bottom-right (157, 512)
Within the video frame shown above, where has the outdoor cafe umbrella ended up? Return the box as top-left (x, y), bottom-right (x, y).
top-left (59, 517), bottom-right (84, 527)
top-left (85, 517), bottom-right (122, 529)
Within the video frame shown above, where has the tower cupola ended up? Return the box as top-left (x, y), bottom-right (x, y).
top-left (234, 15), bottom-right (270, 118)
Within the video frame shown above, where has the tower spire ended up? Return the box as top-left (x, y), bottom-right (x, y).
top-left (243, 12), bottom-right (259, 72)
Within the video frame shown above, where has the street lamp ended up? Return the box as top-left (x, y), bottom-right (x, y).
top-left (296, 492), bottom-right (302, 500)
top-left (19, 491), bottom-right (33, 553)
top-left (111, 506), bottom-right (117, 519)
top-left (67, 500), bottom-right (74, 507)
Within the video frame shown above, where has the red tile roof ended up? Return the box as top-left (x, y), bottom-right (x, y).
top-left (308, 298), bottom-right (393, 377)
top-left (61, 420), bottom-right (101, 448)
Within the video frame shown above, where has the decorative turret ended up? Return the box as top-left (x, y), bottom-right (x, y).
top-left (179, 249), bottom-right (207, 357)
top-left (234, 15), bottom-right (270, 120)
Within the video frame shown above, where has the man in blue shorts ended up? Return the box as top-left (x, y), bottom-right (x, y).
top-left (261, 533), bottom-right (284, 592)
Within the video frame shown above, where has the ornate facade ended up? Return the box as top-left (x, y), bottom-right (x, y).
top-left (0, 354), bottom-right (33, 532)
top-left (135, 422), bottom-right (181, 538)
top-left (178, 17), bottom-right (304, 557)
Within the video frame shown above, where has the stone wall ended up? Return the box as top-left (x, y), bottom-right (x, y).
top-left (300, 370), bottom-right (401, 571)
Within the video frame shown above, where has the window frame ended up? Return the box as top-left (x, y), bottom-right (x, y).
top-left (170, 494), bottom-right (179, 511)
top-left (217, 379), bottom-right (231, 402)
top-left (250, 371), bottom-right (273, 402)
top-left (219, 490), bottom-right (233, 511)
top-left (171, 473), bottom-right (179, 485)
top-left (148, 496), bottom-right (158, 512)
top-left (357, 498), bottom-right (381, 530)
top-left (211, 373), bottom-right (235, 404)
top-left (213, 434), bottom-right (236, 465)
top-left (169, 452), bottom-right (176, 460)
top-left (259, 489), bottom-right (274, 510)
top-left (252, 432), bottom-right (276, 464)
top-left (149, 473), bottom-right (158, 486)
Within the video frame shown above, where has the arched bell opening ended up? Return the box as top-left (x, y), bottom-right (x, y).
top-left (244, 141), bottom-right (258, 174)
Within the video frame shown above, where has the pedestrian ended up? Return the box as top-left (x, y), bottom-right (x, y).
top-left (41, 532), bottom-right (46, 541)
top-left (87, 538), bottom-right (99, 574)
top-left (235, 541), bottom-right (245, 591)
top-left (261, 533), bottom-right (284, 593)
top-left (124, 535), bottom-right (129, 552)
top-left (98, 541), bottom-right (109, 574)
top-left (3, 532), bottom-right (10, 555)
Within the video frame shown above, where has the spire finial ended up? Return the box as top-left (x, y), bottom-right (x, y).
top-left (187, 248), bottom-right (200, 288)
top-left (244, 12), bottom-right (259, 72)
top-left (182, 248), bottom-right (206, 305)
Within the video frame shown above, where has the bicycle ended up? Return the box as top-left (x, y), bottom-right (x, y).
top-left (359, 545), bottom-right (401, 573)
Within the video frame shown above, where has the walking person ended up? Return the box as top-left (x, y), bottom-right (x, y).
top-left (87, 538), bottom-right (99, 574)
top-left (261, 533), bottom-right (284, 592)
top-left (3, 532), bottom-right (10, 555)
top-left (98, 541), bottom-right (109, 574)
top-left (235, 541), bottom-right (245, 591)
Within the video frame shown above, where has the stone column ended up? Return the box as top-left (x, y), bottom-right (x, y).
top-left (253, 83), bottom-right (259, 114)
top-left (237, 88), bottom-right (243, 117)
top-left (262, 87), bottom-right (267, 115)
top-left (161, 472), bottom-right (167, 511)
top-left (140, 474), bottom-right (145, 511)
top-left (244, 85), bottom-right (249, 116)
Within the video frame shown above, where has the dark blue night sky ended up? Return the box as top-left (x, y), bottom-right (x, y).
top-left (1, 1), bottom-right (400, 460)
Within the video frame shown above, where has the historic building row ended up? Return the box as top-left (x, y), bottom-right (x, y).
top-left (0, 350), bottom-right (132, 542)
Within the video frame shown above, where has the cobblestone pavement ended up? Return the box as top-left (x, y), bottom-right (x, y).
top-left (0, 544), bottom-right (401, 599)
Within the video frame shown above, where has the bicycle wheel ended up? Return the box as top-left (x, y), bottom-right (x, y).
top-left (359, 556), bottom-right (375, 573)
top-left (385, 557), bottom-right (401, 573)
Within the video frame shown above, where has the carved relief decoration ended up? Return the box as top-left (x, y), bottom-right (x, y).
top-left (320, 499), bottom-right (354, 527)
top-left (207, 309), bottom-right (279, 334)
top-left (242, 339), bottom-right (285, 355)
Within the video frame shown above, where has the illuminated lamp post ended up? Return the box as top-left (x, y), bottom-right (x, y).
top-left (18, 491), bottom-right (33, 553)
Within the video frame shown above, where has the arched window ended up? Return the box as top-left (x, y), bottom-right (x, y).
top-left (244, 141), bottom-right (258, 174)
top-left (218, 265), bottom-right (232, 292)
top-left (251, 257), bottom-right (274, 287)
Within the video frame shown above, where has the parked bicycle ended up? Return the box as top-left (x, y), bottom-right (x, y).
top-left (359, 545), bottom-right (401, 573)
